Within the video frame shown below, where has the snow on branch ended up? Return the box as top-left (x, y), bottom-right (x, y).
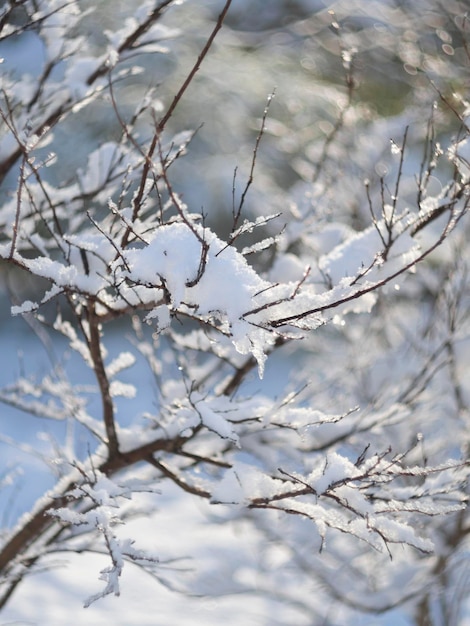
top-left (46, 468), bottom-right (160, 607)
top-left (0, 0), bottom-right (470, 619)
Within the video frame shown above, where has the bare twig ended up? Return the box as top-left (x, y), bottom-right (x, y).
top-left (233, 90), bottom-right (275, 229)
top-left (122, 0), bottom-right (232, 247)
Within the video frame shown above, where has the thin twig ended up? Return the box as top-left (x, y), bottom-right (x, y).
top-left (234, 90), bottom-right (275, 229)
top-left (124, 0), bottom-right (232, 245)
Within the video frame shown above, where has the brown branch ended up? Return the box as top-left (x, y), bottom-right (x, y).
top-left (86, 0), bottom-right (176, 86)
top-left (157, 0), bottom-right (232, 133)
top-left (147, 457), bottom-right (211, 498)
top-left (121, 0), bottom-right (232, 248)
top-left (233, 90), bottom-right (275, 229)
top-left (85, 301), bottom-right (120, 460)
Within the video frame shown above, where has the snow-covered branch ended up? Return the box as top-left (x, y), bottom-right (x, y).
top-left (0, 1), bottom-right (470, 623)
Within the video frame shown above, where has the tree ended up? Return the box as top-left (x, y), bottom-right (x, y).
top-left (0, 0), bottom-right (469, 624)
